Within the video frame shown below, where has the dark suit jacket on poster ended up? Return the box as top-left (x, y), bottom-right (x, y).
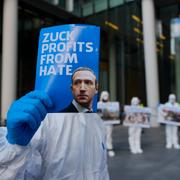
top-left (60, 103), bottom-right (78, 112)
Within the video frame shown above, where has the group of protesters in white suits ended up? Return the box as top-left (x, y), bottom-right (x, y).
top-left (98, 91), bottom-right (180, 156)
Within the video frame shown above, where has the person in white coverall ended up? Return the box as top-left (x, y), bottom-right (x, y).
top-left (128, 97), bottom-right (143, 154)
top-left (0, 67), bottom-right (110, 180)
top-left (164, 94), bottom-right (180, 149)
top-left (98, 91), bottom-right (115, 157)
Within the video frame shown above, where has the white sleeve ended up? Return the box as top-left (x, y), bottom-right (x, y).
top-left (0, 126), bottom-right (43, 180)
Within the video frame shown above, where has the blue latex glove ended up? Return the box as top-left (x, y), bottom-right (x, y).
top-left (6, 91), bottom-right (53, 146)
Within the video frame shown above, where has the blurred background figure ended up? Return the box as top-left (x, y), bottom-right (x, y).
top-left (98, 91), bottom-right (115, 157)
top-left (128, 97), bottom-right (143, 154)
top-left (164, 94), bottom-right (180, 149)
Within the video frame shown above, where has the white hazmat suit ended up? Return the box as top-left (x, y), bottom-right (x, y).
top-left (165, 94), bottom-right (180, 149)
top-left (128, 97), bottom-right (143, 154)
top-left (97, 91), bottom-right (115, 157)
top-left (0, 113), bottom-right (109, 180)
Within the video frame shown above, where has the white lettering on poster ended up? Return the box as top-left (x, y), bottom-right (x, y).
top-left (39, 31), bottom-right (94, 76)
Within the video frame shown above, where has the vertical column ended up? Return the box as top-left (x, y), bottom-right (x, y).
top-left (109, 37), bottom-right (117, 101)
top-left (1, 0), bottom-right (18, 125)
top-left (120, 38), bottom-right (125, 105)
top-left (66, 0), bottom-right (74, 12)
top-left (142, 0), bottom-right (159, 127)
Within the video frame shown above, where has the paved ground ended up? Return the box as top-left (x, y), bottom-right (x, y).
top-left (107, 125), bottom-right (180, 180)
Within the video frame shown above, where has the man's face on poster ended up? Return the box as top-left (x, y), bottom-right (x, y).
top-left (71, 70), bottom-right (98, 108)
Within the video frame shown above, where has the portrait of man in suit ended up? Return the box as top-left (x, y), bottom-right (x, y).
top-left (61, 67), bottom-right (98, 113)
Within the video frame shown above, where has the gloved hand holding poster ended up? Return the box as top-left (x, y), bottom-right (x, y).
top-left (35, 24), bottom-right (100, 112)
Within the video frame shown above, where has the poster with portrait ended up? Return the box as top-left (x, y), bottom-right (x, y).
top-left (123, 106), bottom-right (151, 128)
top-left (158, 104), bottom-right (180, 126)
top-left (35, 24), bottom-right (100, 112)
top-left (97, 102), bottom-right (120, 125)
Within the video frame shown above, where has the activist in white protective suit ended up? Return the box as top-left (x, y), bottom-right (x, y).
top-left (164, 94), bottom-right (180, 149)
top-left (98, 91), bottom-right (115, 157)
top-left (128, 97), bottom-right (143, 154)
top-left (0, 67), bottom-right (110, 180)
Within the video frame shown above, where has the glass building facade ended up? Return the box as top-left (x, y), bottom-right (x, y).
top-left (0, 0), bottom-right (180, 122)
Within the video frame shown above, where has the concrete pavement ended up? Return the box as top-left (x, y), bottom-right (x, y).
top-left (107, 125), bottom-right (180, 180)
